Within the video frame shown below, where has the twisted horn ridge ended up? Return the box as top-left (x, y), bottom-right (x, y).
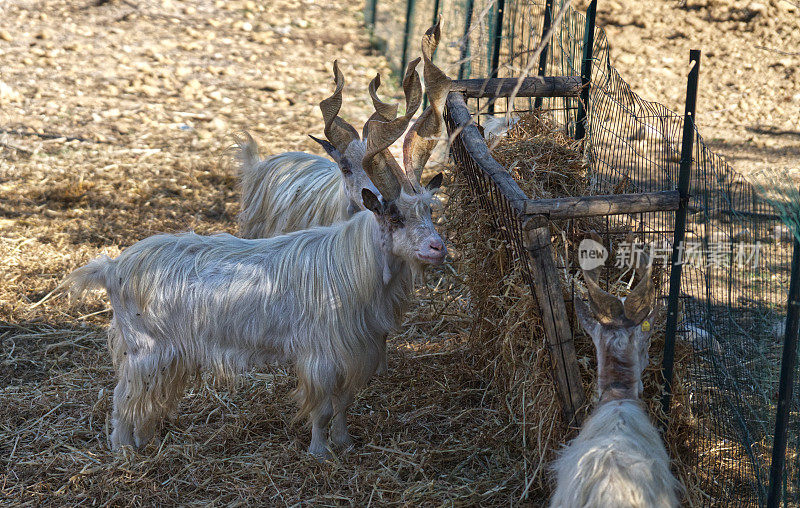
top-left (624, 247), bottom-right (656, 324)
top-left (362, 73), bottom-right (399, 140)
top-left (319, 60), bottom-right (359, 154)
top-left (580, 232), bottom-right (655, 326)
top-left (403, 20), bottom-right (453, 184)
top-left (362, 58), bottom-right (422, 200)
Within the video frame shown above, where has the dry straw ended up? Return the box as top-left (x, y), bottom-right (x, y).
top-left (2, 111), bottom-right (702, 506)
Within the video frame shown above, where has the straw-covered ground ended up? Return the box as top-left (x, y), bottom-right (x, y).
top-left (0, 0), bottom-right (733, 505)
top-left (0, 0), bottom-right (587, 505)
top-left (0, 0), bottom-right (546, 505)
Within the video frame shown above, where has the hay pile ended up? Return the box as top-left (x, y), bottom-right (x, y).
top-left (441, 110), bottom-right (702, 504)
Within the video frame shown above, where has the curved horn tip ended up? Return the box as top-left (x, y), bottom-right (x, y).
top-left (426, 19), bottom-right (441, 39)
top-left (422, 22), bottom-right (442, 58)
top-left (332, 60), bottom-right (345, 85)
top-left (406, 57), bottom-right (422, 76)
top-left (368, 73), bottom-right (381, 92)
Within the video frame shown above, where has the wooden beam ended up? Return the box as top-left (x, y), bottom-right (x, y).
top-left (525, 226), bottom-right (587, 426)
top-left (445, 92), bottom-right (529, 216)
top-left (523, 190), bottom-right (680, 221)
top-left (450, 76), bottom-right (582, 99)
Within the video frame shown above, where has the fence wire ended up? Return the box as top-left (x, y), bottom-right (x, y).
top-left (370, 0), bottom-right (798, 505)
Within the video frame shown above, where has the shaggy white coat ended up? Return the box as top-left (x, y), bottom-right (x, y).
top-left (237, 148), bottom-right (347, 239)
top-left (549, 399), bottom-right (681, 507)
top-left (65, 210), bottom-right (414, 454)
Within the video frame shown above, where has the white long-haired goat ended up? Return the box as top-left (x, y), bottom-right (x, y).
top-left (63, 25), bottom-right (453, 459)
top-left (549, 250), bottom-right (683, 507)
top-left (236, 64), bottom-right (399, 239)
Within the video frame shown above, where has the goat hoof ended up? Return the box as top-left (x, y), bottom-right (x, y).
top-left (308, 445), bottom-right (332, 461)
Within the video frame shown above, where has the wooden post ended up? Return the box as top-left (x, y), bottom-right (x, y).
top-left (524, 227), bottom-right (586, 425)
top-left (487, 0), bottom-right (506, 114)
top-left (450, 76), bottom-right (582, 99)
top-left (458, 0), bottom-right (475, 80)
top-left (447, 91), bottom-right (586, 424)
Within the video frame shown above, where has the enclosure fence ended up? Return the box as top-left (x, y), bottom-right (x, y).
top-left (367, 0), bottom-right (799, 506)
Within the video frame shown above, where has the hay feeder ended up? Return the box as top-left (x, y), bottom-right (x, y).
top-left (442, 83), bottom-right (684, 426)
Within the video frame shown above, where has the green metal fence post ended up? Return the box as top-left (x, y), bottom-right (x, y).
top-left (487, 0), bottom-right (506, 114)
top-left (533, 0), bottom-right (554, 110)
top-left (767, 230), bottom-right (800, 506)
top-left (458, 0), bottom-right (475, 80)
top-left (574, 0), bottom-right (597, 141)
top-left (400, 0), bottom-right (416, 86)
top-left (661, 49), bottom-right (701, 418)
top-left (367, 0), bottom-right (378, 29)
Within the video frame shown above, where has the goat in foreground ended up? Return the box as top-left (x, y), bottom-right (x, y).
top-left (238, 21), bottom-right (452, 376)
top-left (63, 27), bottom-right (451, 459)
top-left (549, 255), bottom-right (682, 507)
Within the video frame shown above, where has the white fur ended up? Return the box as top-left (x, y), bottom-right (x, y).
top-left (64, 211), bottom-right (416, 457)
top-left (236, 135), bottom-right (394, 372)
top-left (238, 150), bottom-right (347, 239)
top-left (549, 400), bottom-right (681, 507)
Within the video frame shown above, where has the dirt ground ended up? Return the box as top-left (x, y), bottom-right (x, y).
top-left (581, 0), bottom-right (800, 179)
top-left (1, 0), bottom-right (797, 505)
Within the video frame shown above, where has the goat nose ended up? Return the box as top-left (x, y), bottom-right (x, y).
top-left (429, 239), bottom-right (444, 252)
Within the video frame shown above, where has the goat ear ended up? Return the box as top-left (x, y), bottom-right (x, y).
top-left (309, 135), bottom-right (342, 163)
top-left (361, 188), bottom-right (384, 215)
top-left (574, 296), bottom-right (601, 345)
top-left (425, 172), bottom-right (443, 192)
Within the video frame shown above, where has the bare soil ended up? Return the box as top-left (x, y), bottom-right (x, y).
top-left (579, 0), bottom-right (800, 178)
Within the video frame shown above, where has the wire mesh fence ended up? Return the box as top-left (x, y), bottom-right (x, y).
top-left (369, 0), bottom-right (800, 505)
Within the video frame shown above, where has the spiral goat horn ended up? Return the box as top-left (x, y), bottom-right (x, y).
top-left (362, 58), bottom-right (422, 200)
top-left (319, 60), bottom-right (360, 155)
top-left (403, 20), bottom-right (453, 186)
